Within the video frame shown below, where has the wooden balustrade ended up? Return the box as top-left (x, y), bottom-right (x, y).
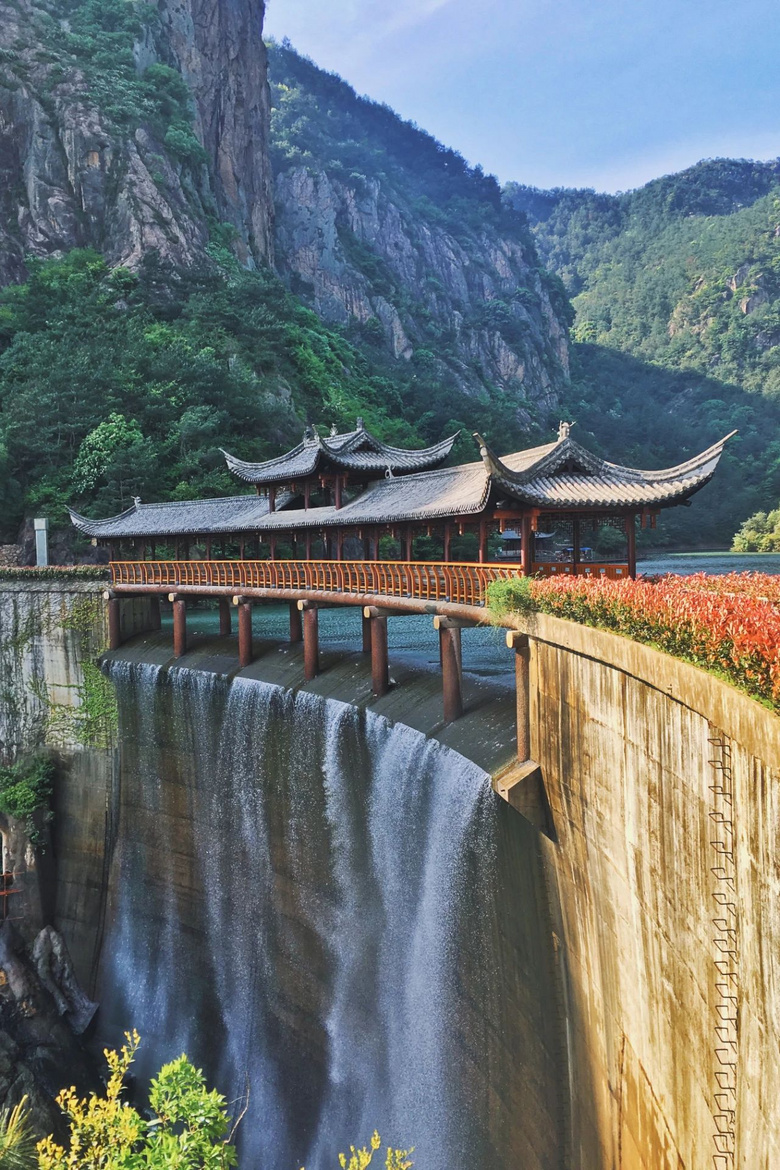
top-left (110, 559), bottom-right (520, 606)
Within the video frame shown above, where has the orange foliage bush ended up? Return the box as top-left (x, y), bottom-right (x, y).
top-left (494, 572), bottom-right (780, 709)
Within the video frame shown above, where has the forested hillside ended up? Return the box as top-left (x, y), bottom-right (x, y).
top-left (507, 159), bottom-right (780, 546)
top-left (0, 8), bottom-right (571, 545)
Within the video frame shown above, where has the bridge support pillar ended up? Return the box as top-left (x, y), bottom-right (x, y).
top-left (172, 598), bottom-right (187, 658)
top-left (507, 631), bottom-right (531, 761)
top-left (302, 604), bottom-right (319, 681)
top-left (364, 608), bottom-right (389, 697)
top-left (107, 597), bottom-right (121, 651)
top-left (439, 624), bottom-right (463, 723)
top-left (289, 601), bottom-right (303, 644)
top-left (149, 595), bottom-right (161, 631)
top-left (361, 611), bottom-right (372, 654)
top-left (237, 600), bottom-right (253, 667)
top-left (219, 598), bottom-right (232, 637)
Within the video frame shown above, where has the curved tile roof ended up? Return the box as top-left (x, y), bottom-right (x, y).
top-left (68, 493), bottom-right (294, 539)
top-left (257, 462), bottom-right (491, 530)
top-left (477, 431), bottom-right (737, 510)
top-left (222, 422), bottom-right (459, 484)
top-left (69, 430), bottom-right (736, 540)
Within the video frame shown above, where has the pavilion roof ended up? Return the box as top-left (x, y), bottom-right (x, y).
top-left (69, 429), bottom-right (736, 539)
top-left (477, 430), bottom-right (737, 509)
top-left (222, 419), bottom-right (459, 484)
top-left (68, 493), bottom-right (293, 539)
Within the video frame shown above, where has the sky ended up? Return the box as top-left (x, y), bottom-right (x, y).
top-left (264, 0), bottom-right (780, 193)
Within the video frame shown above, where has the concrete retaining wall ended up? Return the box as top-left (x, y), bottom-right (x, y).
top-left (518, 613), bottom-right (780, 1169)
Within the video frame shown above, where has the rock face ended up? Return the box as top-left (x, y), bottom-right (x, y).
top-left (156, 0), bottom-right (274, 265)
top-left (0, 0), bottom-right (273, 282)
top-left (274, 166), bottom-right (569, 414)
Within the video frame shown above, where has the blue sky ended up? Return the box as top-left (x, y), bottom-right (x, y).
top-left (264, 0), bottom-right (780, 193)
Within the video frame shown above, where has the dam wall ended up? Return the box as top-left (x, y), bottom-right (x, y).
top-left (518, 612), bottom-right (780, 1170)
top-left (1, 582), bottom-right (778, 1167)
top-left (0, 581), bottom-right (155, 952)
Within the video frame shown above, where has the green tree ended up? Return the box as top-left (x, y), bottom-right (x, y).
top-left (36, 1032), bottom-right (237, 1170)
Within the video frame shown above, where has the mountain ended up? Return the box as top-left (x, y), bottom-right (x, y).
top-left (268, 41), bottom-right (570, 422)
top-left (506, 159), bottom-right (780, 546)
top-left (0, 8), bottom-right (571, 542)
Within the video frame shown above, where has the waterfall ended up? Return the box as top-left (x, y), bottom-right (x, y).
top-left (100, 661), bottom-right (561, 1169)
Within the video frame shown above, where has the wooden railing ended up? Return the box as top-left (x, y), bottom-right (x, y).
top-left (533, 562), bottom-right (629, 579)
top-left (111, 559), bottom-right (522, 606)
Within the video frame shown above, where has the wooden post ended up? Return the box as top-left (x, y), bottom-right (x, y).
top-left (369, 612), bottom-right (389, 697)
top-left (305, 530), bottom-right (312, 560)
top-left (269, 487), bottom-right (276, 513)
top-left (626, 514), bottom-right (637, 579)
top-left (237, 600), bottom-right (253, 667)
top-left (173, 598), bottom-right (187, 658)
top-left (303, 605), bottom-right (319, 680)
top-left (372, 531), bottom-right (380, 561)
top-left (439, 624), bottom-right (463, 722)
top-left (335, 477), bottom-right (343, 509)
top-left (443, 523), bottom-right (452, 563)
top-left (572, 516), bottom-right (581, 575)
top-left (336, 529), bottom-right (344, 560)
top-left (478, 519), bottom-right (487, 564)
top-left (507, 631), bottom-right (531, 762)
top-left (289, 601), bottom-right (303, 644)
top-left (521, 514), bottom-right (533, 576)
top-left (107, 597), bottom-right (121, 650)
top-left (219, 598), bottom-right (231, 636)
top-left (304, 482), bottom-right (311, 510)
top-left (404, 527), bottom-right (413, 561)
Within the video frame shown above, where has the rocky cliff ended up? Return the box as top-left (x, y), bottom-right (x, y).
top-left (0, 0), bottom-right (273, 283)
top-left (270, 43), bottom-right (570, 415)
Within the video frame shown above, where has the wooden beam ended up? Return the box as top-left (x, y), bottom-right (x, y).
top-left (303, 606), bottom-right (319, 680)
top-left (370, 614), bottom-right (389, 697)
top-left (439, 624), bottom-right (463, 722)
top-left (237, 600), bottom-right (253, 667)
top-left (626, 514), bottom-right (637, 579)
top-left (289, 600), bottom-right (303, 644)
top-left (521, 513), bottom-right (534, 577)
top-left (173, 598), bottom-right (187, 658)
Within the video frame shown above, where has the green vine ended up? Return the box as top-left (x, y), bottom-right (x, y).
top-left (0, 754), bottom-right (54, 843)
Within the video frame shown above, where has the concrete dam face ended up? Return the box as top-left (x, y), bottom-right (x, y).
top-left (4, 583), bottom-right (780, 1168)
top-left (96, 660), bottom-right (563, 1169)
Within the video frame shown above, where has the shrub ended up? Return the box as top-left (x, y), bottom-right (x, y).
top-left (0, 755), bottom-right (54, 842)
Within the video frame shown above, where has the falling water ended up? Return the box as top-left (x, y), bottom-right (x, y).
top-left (99, 661), bottom-right (562, 1169)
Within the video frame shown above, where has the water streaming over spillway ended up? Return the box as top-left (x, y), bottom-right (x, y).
top-left (98, 660), bottom-right (563, 1169)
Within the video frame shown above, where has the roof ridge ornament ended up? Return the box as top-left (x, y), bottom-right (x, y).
top-left (558, 420), bottom-right (574, 441)
top-left (330, 423), bottom-right (338, 436)
top-left (356, 416), bottom-right (365, 430)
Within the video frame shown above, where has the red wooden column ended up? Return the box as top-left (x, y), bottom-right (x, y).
top-left (478, 519), bottom-right (488, 564)
top-left (626, 514), bottom-right (637, 579)
top-left (438, 623), bottom-right (463, 722)
top-left (289, 601), bottom-right (303, 644)
top-left (107, 596), bottom-right (121, 650)
top-left (443, 523), bottom-right (452, 563)
top-left (521, 513), bottom-right (534, 577)
top-left (219, 598), bottom-right (232, 636)
top-left (172, 597), bottom-right (187, 658)
top-left (404, 527), bottom-right (413, 561)
top-left (507, 631), bottom-right (531, 761)
top-left (364, 607), bottom-right (389, 697)
top-left (237, 599), bottom-right (253, 667)
top-left (302, 603), bottom-right (319, 680)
